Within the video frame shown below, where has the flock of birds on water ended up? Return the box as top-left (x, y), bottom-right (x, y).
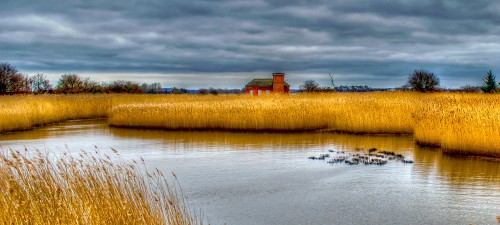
top-left (308, 148), bottom-right (414, 165)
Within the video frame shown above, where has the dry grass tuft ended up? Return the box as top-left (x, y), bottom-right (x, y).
top-left (0, 148), bottom-right (203, 225)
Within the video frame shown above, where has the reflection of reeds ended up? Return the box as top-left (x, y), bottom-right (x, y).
top-left (0, 148), bottom-right (202, 225)
top-left (412, 147), bottom-right (500, 185)
top-left (109, 127), bottom-right (415, 154)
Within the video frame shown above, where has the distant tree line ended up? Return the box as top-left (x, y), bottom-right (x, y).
top-left (0, 63), bottom-right (52, 94)
top-left (198, 88), bottom-right (242, 95)
top-left (54, 74), bottom-right (164, 94)
top-left (48, 73), bottom-right (161, 94)
top-left (300, 69), bottom-right (499, 93)
top-left (2, 62), bottom-right (499, 95)
top-left (404, 69), bottom-right (498, 93)
top-left (299, 79), bottom-right (373, 92)
top-left (0, 63), bottom-right (166, 94)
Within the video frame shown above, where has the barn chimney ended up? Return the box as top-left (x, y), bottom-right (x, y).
top-left (272, 73), bottom-right (285, 93)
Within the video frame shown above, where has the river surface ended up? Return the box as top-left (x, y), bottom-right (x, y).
top-left (0, 120), bottom-right (499, 225)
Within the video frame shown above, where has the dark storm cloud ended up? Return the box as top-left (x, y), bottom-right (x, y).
top-left (1, 0), bottom-right (500, 88)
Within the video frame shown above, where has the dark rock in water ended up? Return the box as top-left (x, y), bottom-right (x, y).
top-left (318, 154), bottom-right (329, 160)
top-left (309, 149), bottom-right (414, 166)
top-left (309, 153), bottom-right (330, 160)
top-left (328, 155), bottom-right (347, 164)
top-left (379, 151), bottom-right (395, 156)
top-left (345, 159), bottom-right (359, 165)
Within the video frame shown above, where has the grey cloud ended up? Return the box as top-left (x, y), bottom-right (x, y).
top-left (1, 0), bottom-right (499, 88)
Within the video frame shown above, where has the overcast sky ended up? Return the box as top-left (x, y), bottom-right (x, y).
top-left (1, 0), bottom-right (500, 89)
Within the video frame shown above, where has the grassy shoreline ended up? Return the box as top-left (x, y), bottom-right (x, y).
top-left (0, 95), bottom-right (111, 133)
top-left (0, 148), bottom-right (203, 224)
top-left (1, 93), bottom-right (499, 158)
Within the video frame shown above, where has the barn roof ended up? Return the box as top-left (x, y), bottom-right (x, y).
top-left (245, 79), bottom-right (290, 87)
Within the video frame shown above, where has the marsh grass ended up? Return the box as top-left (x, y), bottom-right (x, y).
top-left (412, 94), bottom-right (500, 157)
top-left (108, 93), bottom-right (500, 157)
top-left (0, 93), bottom-right (498, 157)
top-left (0, 148), bottom-right (203, 225)
top-left (108, 93), bottom-right (415, 133)
top-left (0, 95), bottom-right (110, 133)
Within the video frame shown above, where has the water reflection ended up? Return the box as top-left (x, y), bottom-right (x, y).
top-left (109, 126), bottom-right (415, 152)
top-left (412, 146), bottom-right (500, 186)
top-left (109, 126), bottom-right (500, 184)
top-left (0, 119), bottom-right (109, 141)
top-left (0, 120), bottom-right (498, 225)
top-left (1, 120), bottom-right (499, 186)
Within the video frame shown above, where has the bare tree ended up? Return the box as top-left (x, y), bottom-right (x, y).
top-left (199, 88), bottom-right (209, 95)
top-left (300, 80), bottom-right (320, 92)
top-left (107, 80), bottom-right (142, 93)
top-left (57, 74), bottom-right (84, 94)
top-left (407, 70), bottom-right (440, 92)
top-left (140, 83), bottom-right (150, 93)
top-left (42, 79), bottom-right (52, 93)
top-left (149, 83), bottom-right (162, 94)
top-left (140, 83), bottom-right (163, 94)
top-left (328, 73), bottom-right (335, 88)
top-left (82, 77), bottom-right (105, 93)
top-left (8, 73), bottom-right (30, 94)
top-left (0, 63), bottom-right (18, 94)
top-left (30, 73), bottom-right (52, 93)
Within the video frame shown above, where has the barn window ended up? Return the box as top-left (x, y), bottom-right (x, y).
top-left (250, 90), bottom-right (254, 95)
top-left (266, 90), bottom-right (270, 94)
top-left (258, 90), bottom-right (262, 95)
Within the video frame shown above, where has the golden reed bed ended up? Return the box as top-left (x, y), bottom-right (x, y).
top-left (0, 148), bottom-right (202, 225)
top-left (0, 93), bottom-right (499, 157)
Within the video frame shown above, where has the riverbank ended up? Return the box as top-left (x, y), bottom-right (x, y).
top-left (1, 93), bottom-right (499, 158)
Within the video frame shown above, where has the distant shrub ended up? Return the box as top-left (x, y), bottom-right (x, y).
top-left (407, 70), bottom-right (440, 92)
top-left (460, 84), bottom-right (480, 93)
top-left (300, 80), bottom-right (320, 92)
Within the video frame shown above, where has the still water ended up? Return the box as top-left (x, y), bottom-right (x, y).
top-left (0, 120), bottom-right (499, 225)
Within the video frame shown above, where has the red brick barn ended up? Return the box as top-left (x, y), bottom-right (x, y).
top-left (245, 73), bottom-right (290, 96)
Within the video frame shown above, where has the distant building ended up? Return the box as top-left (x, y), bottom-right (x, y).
top-left (245, 73), bottom-right (290, 95)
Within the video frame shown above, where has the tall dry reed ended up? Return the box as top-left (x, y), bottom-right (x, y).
top-left (108, 93), bottom-right (415, 133)
top-left (412, 94), bottom-right (500, 157)
top-left (0, 148), bottom-right (202, 225)
top-left (0, 93), bottom-right (498, 157)
top-left (107, 93), bottom-right (499, 157)
top-left (0, 95), bottom-right (111, 133)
